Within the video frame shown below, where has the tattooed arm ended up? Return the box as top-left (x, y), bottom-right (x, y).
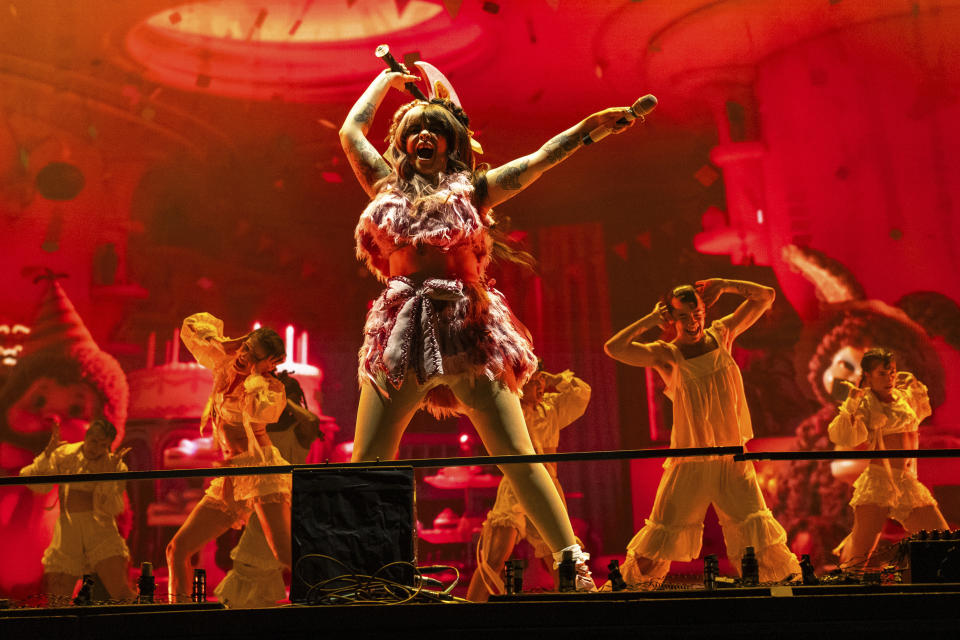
top-left (481, 106), bottom-right (637, 208)
top-left (339, 70), bottom-right (420, 197)
top-left (695, 278), bottom-right (776, 340)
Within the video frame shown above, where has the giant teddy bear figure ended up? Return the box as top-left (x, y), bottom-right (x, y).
top-left (0, 272), bottom-right (128, 600)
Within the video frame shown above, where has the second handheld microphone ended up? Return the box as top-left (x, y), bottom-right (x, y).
top-left (582, 94), bottom-right (657, 145)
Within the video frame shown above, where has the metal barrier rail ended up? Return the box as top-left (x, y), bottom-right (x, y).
top-left (0, 445), bottom-right (744, 486)
top-left (737, 448), bottom-right (960, 461)
top-left (4, 445), bottom-right (960, 487)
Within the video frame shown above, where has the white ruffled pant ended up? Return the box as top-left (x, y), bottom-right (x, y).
top-left (622, 458), bottom-right (799, 583)
top-left (43, 511), bottom-right (129, 576)
top-left (214, 513), bottom-right (287, 608)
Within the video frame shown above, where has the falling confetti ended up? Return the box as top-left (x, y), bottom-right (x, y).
top-left (441, 0), bottom-right (463, 19)
top-left (694, 164), bottom-right (720, 187)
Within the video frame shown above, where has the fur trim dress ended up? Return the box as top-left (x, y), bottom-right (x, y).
top-left (355, 172), bottom-right (538, 417)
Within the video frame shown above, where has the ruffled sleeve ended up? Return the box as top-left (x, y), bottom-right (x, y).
top-left (540, 371), bottom-right (591, 432)
top-left (240, 374), bottom-right (287, 458)
top-left (897, 372), bottom-right (932, 424)
top-left (18, 445), bottom-right (64, 494)
top-left (181, 312), bottom-right (231, 371)
top-left (828, 394), bottom-right (871, 448)
top-left (243, 374), bottom-right (287, 426)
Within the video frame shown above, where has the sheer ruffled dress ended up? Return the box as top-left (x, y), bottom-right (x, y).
top-left (181, 313), bottom-right (290, 528)
top-left (622, 319), bottom-right (800, 583)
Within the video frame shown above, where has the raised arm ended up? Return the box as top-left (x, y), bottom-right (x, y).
top-left (827, 386), bottom-right (870, 448)
top-left (181, 312), bottom-right (234, 371)
top-left (339, 70), bottom-right (421, 197)
top-left (696, 278), bottom-right (775, 341)
top-left (481, 106), bottom-right (638, 209)
top-left (603, 302), bottom-right (673, 372)
top-left (19, 426), bottom-right (66, 494)
top-left (896, 371), bottom-right (932, 423)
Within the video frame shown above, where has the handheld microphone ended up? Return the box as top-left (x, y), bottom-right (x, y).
top-left (375, 44), bottom-right (428, 101)
top-left (582, 94), bottom-right (657, 145)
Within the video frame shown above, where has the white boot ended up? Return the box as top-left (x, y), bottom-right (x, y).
top-left (552, 544), bottom-right (597, 592)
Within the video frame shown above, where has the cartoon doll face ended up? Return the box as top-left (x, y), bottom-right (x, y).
top-left (1, 377), bottom-right (100, 469)
top-left (821, 345), bottom-right (865, 401)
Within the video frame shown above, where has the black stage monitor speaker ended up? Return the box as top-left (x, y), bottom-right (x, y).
top-left (907, 538), bottom-right (960, 583)
top-left (290, 466), bottom-right (416, 602)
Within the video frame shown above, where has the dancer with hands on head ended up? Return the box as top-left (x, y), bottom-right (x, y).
top-left (605, 279), bottom-right (800, 587)
top-left (828, 348), bottom-right (947, 569)
top-left (340, 59), bottom-right (645, 589)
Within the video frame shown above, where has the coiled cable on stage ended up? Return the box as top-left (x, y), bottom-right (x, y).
top-left (292, 554), bottom-right (463, 605)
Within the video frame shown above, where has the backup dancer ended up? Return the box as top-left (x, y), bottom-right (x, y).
top-left (166, 313), bottom-right (288, 602)
top-left (20, 418), bottom-right (134, 604)
top-left (466, 368), bottom-right (591, 601)
top-left (605, 280), bottom-right (800, 586)
top-left (828, 348), bottom-right (947, 568)
top-left (340, 64), bottom-right (643, 588)
top-left (214, 372), bottom-right (322, 608)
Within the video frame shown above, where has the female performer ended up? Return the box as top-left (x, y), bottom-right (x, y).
top-left (828, 347), bottom-right (948, 568)
top-left (165, 313), bottom-right (288, 602)
top-left (339, 66), bottom-right (640, 588)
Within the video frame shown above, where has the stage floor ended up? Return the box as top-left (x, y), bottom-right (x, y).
top-left (4, 583), bottom-right (960, 639)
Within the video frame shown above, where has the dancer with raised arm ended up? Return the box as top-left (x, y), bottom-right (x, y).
top-left (604, 279), bottom-right (800, 586)
top-left (165, 313), bottom-right (288, 602)
top-left (340, 61), bottom-right (645, 588)
top-left (828, 347), bottom-right (947, 568)
top-left (20, 418), bottom-right (134, 604)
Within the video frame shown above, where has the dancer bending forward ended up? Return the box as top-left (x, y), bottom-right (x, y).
top-left (828, 347), bottom-right (947, 568)
top-left (340, 66), bottom-right (641, 587)
top-left (466, 368), bottom-right (591, 601)
top-left (166, 313), bottom-right (289, 602)
top-left (605, 280), bottom-right (800, 586)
